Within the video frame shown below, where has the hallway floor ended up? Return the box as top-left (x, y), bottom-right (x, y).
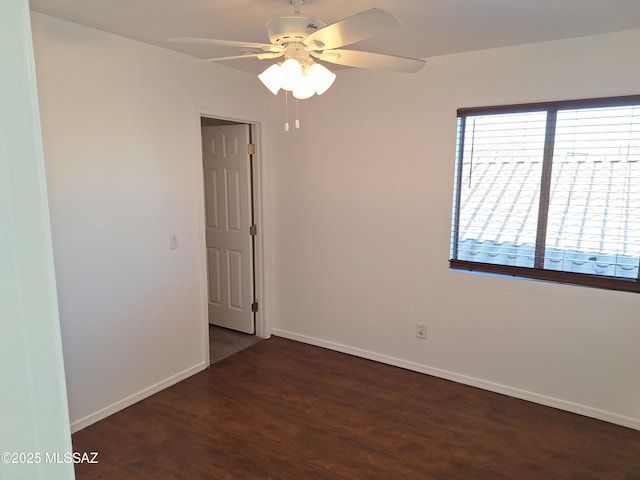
top-left (209, 324), bottom-right (262, 364)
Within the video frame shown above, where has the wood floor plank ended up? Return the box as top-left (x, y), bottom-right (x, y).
top-left (72, 337), bottom-right (640, 479)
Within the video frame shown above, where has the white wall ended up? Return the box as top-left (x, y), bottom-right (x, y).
top-left (0, 2), bottom-right (74, 479)
top-left (270, 29), bottom-right (640, 429)
top-left (31, 12), bottom-right (269, 430)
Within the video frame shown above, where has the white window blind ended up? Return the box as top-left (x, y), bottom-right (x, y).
top-left (450, 96), bottom-right (640, 293)
top-left (545, 106), bottom-right (640, 278)
top-left (455, 111), bottom-right (546, 268)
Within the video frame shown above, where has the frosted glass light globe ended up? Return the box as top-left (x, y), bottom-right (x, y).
top-left (279, 58), bottom-right (303, 91)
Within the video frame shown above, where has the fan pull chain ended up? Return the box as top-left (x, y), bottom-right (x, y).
top-left (295, 98), bottom-right (300, 129)
top-left (284, 91), bottom-right (289, 133)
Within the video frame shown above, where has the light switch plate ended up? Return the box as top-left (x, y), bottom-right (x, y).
top-left (169, 233), bottom-right (179, 249)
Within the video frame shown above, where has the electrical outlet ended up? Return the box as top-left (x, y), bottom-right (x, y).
top-left (416, 323), bottom-right (427, 339)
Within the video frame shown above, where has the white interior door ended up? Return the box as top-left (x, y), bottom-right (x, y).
top-left (202, 124), bottom-right (254, 334)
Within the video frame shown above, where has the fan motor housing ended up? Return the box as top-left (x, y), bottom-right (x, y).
top-left (266, 16), bottom-right (326, 45)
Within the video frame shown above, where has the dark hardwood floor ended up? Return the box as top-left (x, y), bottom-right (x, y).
top-left (72, 337), bottom-right (640, 479)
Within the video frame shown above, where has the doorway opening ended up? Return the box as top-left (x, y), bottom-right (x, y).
top-left (200, 116), bottom-right (264, 364)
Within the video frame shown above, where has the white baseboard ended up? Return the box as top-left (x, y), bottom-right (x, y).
top-left (273, 329), bottom-right (640, 431)
top-left (70, 361), bottom-right (208, 433)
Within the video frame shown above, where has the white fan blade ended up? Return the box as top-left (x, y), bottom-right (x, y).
top-left (168, 37), bottom-right (283, 53)
top-left (182, 52), bottom-right (283, 64)
top-left (312, 49), bottom-right (425, 73)
top-left (303, 8), bottom-right (400, 50)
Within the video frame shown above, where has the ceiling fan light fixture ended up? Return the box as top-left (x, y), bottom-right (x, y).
top-left (258, 64), bottom-right (282, 95)
top-left (307, 63), bottom-right (336, 95)
top-left (292, 74), bottom-right (316, 100)
top-left (279, 58), bottom-right (303, 91)
top-left (259, 59), bottom-right (336, 99)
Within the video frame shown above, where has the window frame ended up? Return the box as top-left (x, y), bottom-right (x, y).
top-left (450, 95), bottom-right (640, 294)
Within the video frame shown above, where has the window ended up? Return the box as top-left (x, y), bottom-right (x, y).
top-left (450, 95), bottom-right (640, 293)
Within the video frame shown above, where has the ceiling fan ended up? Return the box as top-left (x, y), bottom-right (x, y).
top-left (168, 0), bottom-right (425, 100)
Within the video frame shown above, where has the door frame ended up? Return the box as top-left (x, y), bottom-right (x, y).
top-left (194, 107), bottom-right (272, 365)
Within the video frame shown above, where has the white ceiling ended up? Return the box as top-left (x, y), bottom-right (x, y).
top-left (29, 0), bottom-right (640, 74)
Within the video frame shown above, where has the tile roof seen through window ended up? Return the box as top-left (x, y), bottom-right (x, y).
top-left (456, 125), bottom-right (640, 279)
